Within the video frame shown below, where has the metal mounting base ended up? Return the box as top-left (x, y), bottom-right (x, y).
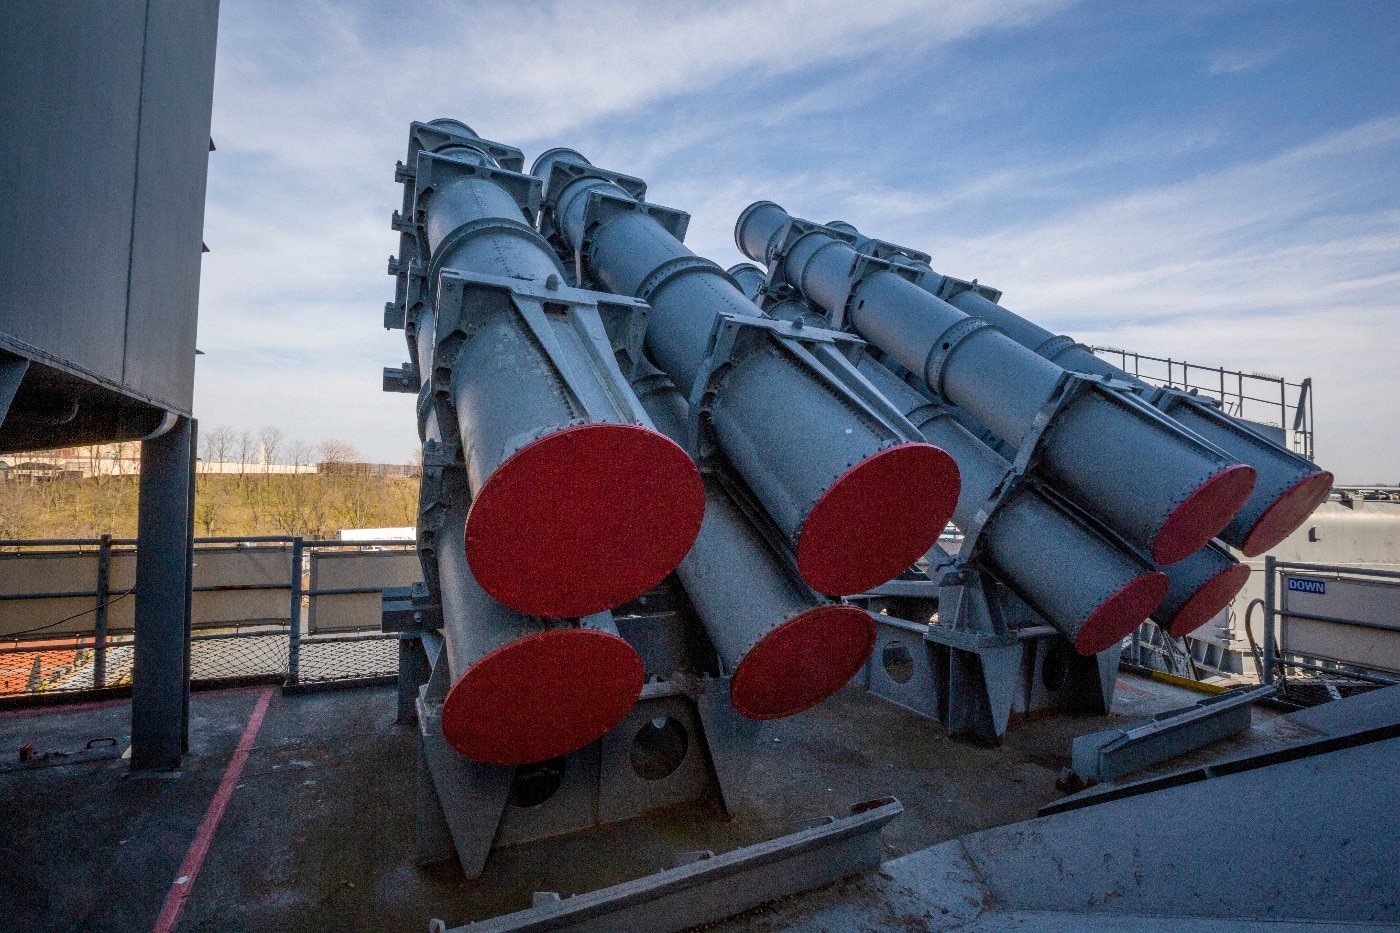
top-left (404, 637), bottom-right (761, 879)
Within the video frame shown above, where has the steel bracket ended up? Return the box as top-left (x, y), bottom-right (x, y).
top-left (428, 269), bottom-right (657, 459)
top-left (382, 362), bottom-right (418, 394)
top-left (935, 273), bottom-right (1003, 305)
top-left (582, 188), bottom-right (690, 245)
top-left (406, 120), bottom-right (525, 173)
top-left (683, 311), bottom-right (918, 461)
top-left (413, 150), bottom-right (540, 225)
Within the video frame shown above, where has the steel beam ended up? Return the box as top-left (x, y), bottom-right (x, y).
top-left (1069, 684), bottom-right (1276, 783)
top-left (433, 798), bottom-right (903, 933)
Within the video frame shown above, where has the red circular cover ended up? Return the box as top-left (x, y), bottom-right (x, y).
top-left (441, 629), bottom-right (644, 765)
top-left (465, 423), bottom-right (704, 618)
top-left (1167, 563), bottom-right (1251, 637)
top-left (1153, 465), bottom-right (1256, 565)
top-left (796, 443), bottom-right (960, 596)
top-left (1075, 572), bottom-right (1169, 656)
top-left (1241, 470), bottom-right (1334, 557)
top-left (730, 605), bottom-right (876, 720)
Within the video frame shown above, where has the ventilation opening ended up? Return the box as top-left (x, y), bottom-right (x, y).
top-left (630, 716), bottom-right (688, 781)
top-left (882, 642), bottom-right (915, 684)
top-left (509, 756), bottom-right (566, 808)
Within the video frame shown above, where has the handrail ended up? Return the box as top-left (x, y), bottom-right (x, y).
top-left (1263, 556), bottom-right (1400, 688)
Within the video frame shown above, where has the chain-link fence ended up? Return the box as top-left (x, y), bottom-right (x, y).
top-left (0, 536), bottom-right (414, 703)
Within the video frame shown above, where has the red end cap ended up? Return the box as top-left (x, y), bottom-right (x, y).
top-left (1167, 563), bottom-right (1251, 638)
top-left (466, 423), bottom-right (704, 618)
top-left (796, 443), bottom-right (960, 596)
top-left (1153, 465), bottom-right (1256, 565)
top-left (1241, 470), bottom-right (1334, 557)
top-left (1075, 572), bottom-right (1170, 656)
top-left (730, 605), bottom-right (876, 720)
top-left (441, 629), bottom-right (644, 765)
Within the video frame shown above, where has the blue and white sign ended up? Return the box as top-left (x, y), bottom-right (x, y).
top-left (1287, 577), bottom-right (1327, 595)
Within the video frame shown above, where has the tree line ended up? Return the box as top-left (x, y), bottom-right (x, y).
top-left (0, 427), bottom-right (419, 541)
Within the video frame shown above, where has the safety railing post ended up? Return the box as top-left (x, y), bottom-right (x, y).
top-left (93, 533), bottom-right (111, 689)
top-left (286, 537), bottom-right (304, 687)
top-left (1263, 555), bottom-right (1277, 685)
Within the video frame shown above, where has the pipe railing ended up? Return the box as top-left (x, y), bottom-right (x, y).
top-left (1262, 556), bottom-right (1400, 688)
top-left (0, 535), bottom-right (416, 695)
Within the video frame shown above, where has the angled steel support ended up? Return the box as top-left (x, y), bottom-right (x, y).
top-left (434, 798), bottom-right (903, 933)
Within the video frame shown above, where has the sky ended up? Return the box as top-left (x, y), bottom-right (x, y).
top-left (195, 0), bottom-right (1400, 482)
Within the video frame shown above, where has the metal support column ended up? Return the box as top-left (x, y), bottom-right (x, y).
top-left (130, 416), bottom-right (196, 772)
top-left (93, 533), bottom-right (112, 689)
top-left (183, 421), bottom-right (197, 753)
top-left (287, 537), bottom-right (305, 688)
top-left (1263, 556), bottom-right (1277, 686)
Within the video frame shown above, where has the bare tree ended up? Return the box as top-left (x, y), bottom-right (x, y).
top-left (258, 426), bottom-right (284, 472)
top-left (287, 439), bottom-right (314, 472)
top-left (201, 425), bottom-right (235, 468)
top-left (316, 438), bottom-right (358, 468)
top-left (234, 430), bottom-right (255, 475)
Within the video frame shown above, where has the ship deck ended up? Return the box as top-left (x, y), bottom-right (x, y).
top-left (0, 672), bottom-right (1313, 931)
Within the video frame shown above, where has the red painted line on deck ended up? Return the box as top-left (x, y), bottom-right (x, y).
top-left (1115, 678), bottom-right (1151, 696)
top-left (150, 685), bottom-right (274, 933)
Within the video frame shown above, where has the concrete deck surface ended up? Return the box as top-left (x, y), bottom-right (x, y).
top-left (0, 674), bottom-right (1322, 932)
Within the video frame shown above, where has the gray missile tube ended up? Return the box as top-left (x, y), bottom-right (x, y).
top-left (532, 150), bottom-right (960, 597)
top-left (823, 223), bottom-right (1332, 557)
top-left (409, 124), bottom-right (703, 618)
top-left (632, 363), bottom-right (877, 717)
top-left (740, 265), bottom-right (1250, 650)
top-left (737, 202), bottom-right (1257, 566)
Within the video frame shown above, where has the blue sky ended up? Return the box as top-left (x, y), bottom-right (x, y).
top-left (195, 0), bottom-right (1400, 481)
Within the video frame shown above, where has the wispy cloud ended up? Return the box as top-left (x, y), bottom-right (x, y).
top-left (897, 118), bottom-right (1400, 480)
top-left (193, 2), bottom-right (1398, 484)
top-left (1206, 45), bottom-right (1284, 75)
top-left (195, 0), bottom-right (1078, 460)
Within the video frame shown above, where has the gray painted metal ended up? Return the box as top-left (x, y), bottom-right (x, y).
top-left (823, 221), bottom-right (1332, 555)
top-left (855, 355), bottom-right (1159, 651)
top-left (735, 267), bottom-right (1128, 738)
top-left (1151, 541), bottom-right (1244, 634)
top-left (435, 798), bottom-right (902, 933)
top-left (737, 203), bottom-right (1253, 565)
top-left (130, 416), bottom-right (195, 771)
top-left (412, 625), bottom-right (760, 878)
top-left (1069, 684), bottom-right (1275, 783)
top-left (1267, 559), bottom-right (1400, 682)
top-left (402, 125), bottom-right (671, 575)
top-left (708, 735), bottom-right (1400, 929)
top-left (532, 150), bottom-right (947, 594)
top-left (630, 362), bottom-right (863, 690)
top-left (0, 0), bottom-right (218, 447)
top-left (853, 585), bottom-right (1119, 743)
